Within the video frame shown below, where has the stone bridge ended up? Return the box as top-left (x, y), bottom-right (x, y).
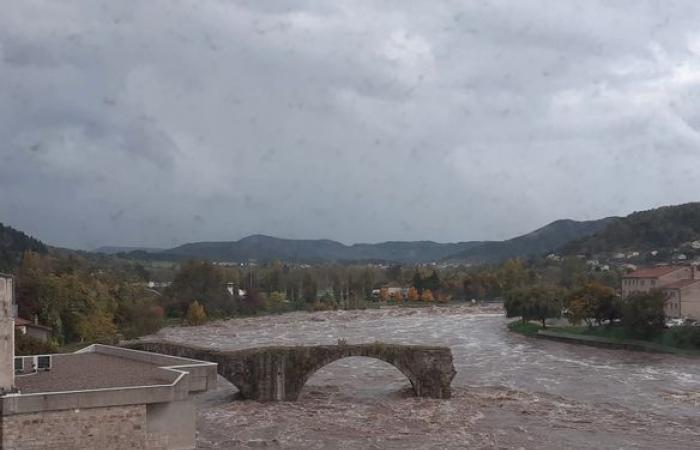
top-left (126, 341), bottom-right (456, 401)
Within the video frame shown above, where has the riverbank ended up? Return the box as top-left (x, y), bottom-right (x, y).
top-left (508, 321), bottom-right (700, 357)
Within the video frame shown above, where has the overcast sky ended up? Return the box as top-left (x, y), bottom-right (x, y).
top-left (2, 1), bottom-right (700, 250)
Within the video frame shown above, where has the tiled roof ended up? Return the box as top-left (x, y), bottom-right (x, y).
top-left (623, 266), bottom-right (683, 278)
top-left (14, 317), bottom-right (52, 330)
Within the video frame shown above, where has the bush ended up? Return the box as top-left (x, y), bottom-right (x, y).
top-left (185, 301), bottom-right (207, 326)
top-left (668, 326), bottom-right (700, 349)
top-left (117, 302), bottom-right (165, 339)
top-left (621, 291), bottom-right (666, 338)
top-left (15, 333), bottom-right (59, 356)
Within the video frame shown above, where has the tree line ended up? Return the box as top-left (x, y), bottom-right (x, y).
top-left (11, 249), bottom-right (631, 351)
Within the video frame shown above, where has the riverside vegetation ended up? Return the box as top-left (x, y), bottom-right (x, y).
top-left (9, 245), bottom-right (623, 353)
top-left (505, 284), bottom-right (700, 352)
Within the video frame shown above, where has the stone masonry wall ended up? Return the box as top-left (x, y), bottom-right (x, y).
top-left (129, 341), bottom-right (456, 402)
top-left (0, 404), bottom-right (168, 450)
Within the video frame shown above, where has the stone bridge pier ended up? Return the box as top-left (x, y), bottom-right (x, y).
top-left (127, 341), bottom-right (456, 401)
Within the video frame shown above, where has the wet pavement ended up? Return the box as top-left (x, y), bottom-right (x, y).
top-left (152, 305), bottom-right (700, 449)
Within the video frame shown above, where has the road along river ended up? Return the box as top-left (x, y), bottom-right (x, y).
top-left (151, 305), bottom-right (700, 449)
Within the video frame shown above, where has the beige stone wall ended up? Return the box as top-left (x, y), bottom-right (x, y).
top-left (0, 404), bottom-right (171, 450)
top-left (680, 284), bottom-right (700, 320)
top-left (0, 276), bottom-right (14, 392)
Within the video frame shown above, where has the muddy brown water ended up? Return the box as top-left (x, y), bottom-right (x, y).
top-left (152, 305), bottom-right (700, 449)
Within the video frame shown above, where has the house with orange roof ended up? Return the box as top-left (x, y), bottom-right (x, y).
top-left (621, 265), bottom-right (700, 320)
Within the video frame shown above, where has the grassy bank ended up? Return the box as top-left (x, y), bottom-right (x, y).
top-left (507, 320), bottom-right (700, 356)
top-left (507, 320), bottom-right (542, 337)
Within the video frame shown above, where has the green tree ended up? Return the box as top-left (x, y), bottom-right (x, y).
top-left (114, 285), bottom-right (164, 339)
top-left (412, 270), bottom-right (424, 293)
top-left (506, 285), bottom-right (564, 328)
top-left (499, 259), bottom-right (529, 292)
top-left (301, 273), bottom-right (318, 304)
top-left (621, 291), bottom-right (666, 337)
top-left (165, 261), bottom-right (233, 317)
top-left (424, 271), bottom-right (440, 292)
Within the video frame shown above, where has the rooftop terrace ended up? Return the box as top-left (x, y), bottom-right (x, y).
top-left (1, 344), bottom-right (217, 416)
top-left (15, 352), bottom-right (176, 394)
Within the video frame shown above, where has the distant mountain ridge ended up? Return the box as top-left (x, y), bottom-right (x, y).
top-left (120, 216), bottom-right (616, 264)
top-left (94, 246), bottom-right (165, 255)
top-left (155, 234), bottom-right (487, 264)
top-left (10, 202), bottom-right (700, 266)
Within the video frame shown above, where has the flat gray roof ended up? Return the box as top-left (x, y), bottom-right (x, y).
top-left (15, 352), bottom-right (177, 394)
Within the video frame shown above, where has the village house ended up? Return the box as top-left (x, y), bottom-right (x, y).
top-left (0, 273), bottom-right (218, 450)
top-left (621, 266), bottom-right (700, 320)
top-left (14, 316), bottom-right (51, 342)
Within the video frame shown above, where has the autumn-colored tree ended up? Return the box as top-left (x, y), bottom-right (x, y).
top-left (185, 301), bottom-right (207, 326)
top-left (421, 289), bottom-right (434, 302)
top-left (505, 285), bottom-right (564, 328)
top-left (566, 282), bottom-right (619, 327)
top-left (567, 296), bottom-right (595, 327)
top-left (76, 308), bottom-right (118, 343)
top-left (407, 287), bottom-right (420, 302)
top-left (391, 291), bottom-right (403, 303)
top-left (379, 288), bottom-right (389, 302)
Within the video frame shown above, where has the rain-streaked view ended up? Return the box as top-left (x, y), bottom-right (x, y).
top-left (1, 1), bottom-right (699, 449)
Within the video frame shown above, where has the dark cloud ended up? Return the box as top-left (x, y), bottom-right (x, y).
top-left (2, 1), bottom-right (700, 249)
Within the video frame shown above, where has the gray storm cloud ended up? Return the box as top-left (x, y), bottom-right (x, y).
top-left (1, 0), bottom-right (700, 249)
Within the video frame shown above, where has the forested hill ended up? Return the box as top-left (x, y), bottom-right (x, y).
top-left (443, 217), bottom-right (617, 263)
top-left (151, 235), bottom-right (487, 264)
top-left (561, 202), bottom-right (700, 255)
top-left (123, 217), bottom-right (616, 264)
top-left (0, 222), bottom-right (47, 272)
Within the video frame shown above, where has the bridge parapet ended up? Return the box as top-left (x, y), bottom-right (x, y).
top-left (126, 341), bottom-right (456, 401)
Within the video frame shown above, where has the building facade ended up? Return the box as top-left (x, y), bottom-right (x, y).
top-left (621, 265), bottom-right (700, 320)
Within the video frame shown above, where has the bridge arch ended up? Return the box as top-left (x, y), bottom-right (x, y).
top-left (126, 341), bottom-right (456, 402)
top-left (300, 355), bottom-right (422, 395)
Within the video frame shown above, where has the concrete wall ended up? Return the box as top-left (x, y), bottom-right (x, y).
top-left (146, 400), bottom-right (195, 450)
top-left (0, 276), bottom-right (14, 393)
top-left (23, 327), bottom-right (50, 343)
top-left (0, 404), bottom-right (169, 450)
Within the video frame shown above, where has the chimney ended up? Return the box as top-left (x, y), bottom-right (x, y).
top-left (0, 274), bottom-right (15, 393)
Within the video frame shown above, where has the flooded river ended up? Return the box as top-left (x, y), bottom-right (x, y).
top-left (153, 305), bottom-right (700, 449)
